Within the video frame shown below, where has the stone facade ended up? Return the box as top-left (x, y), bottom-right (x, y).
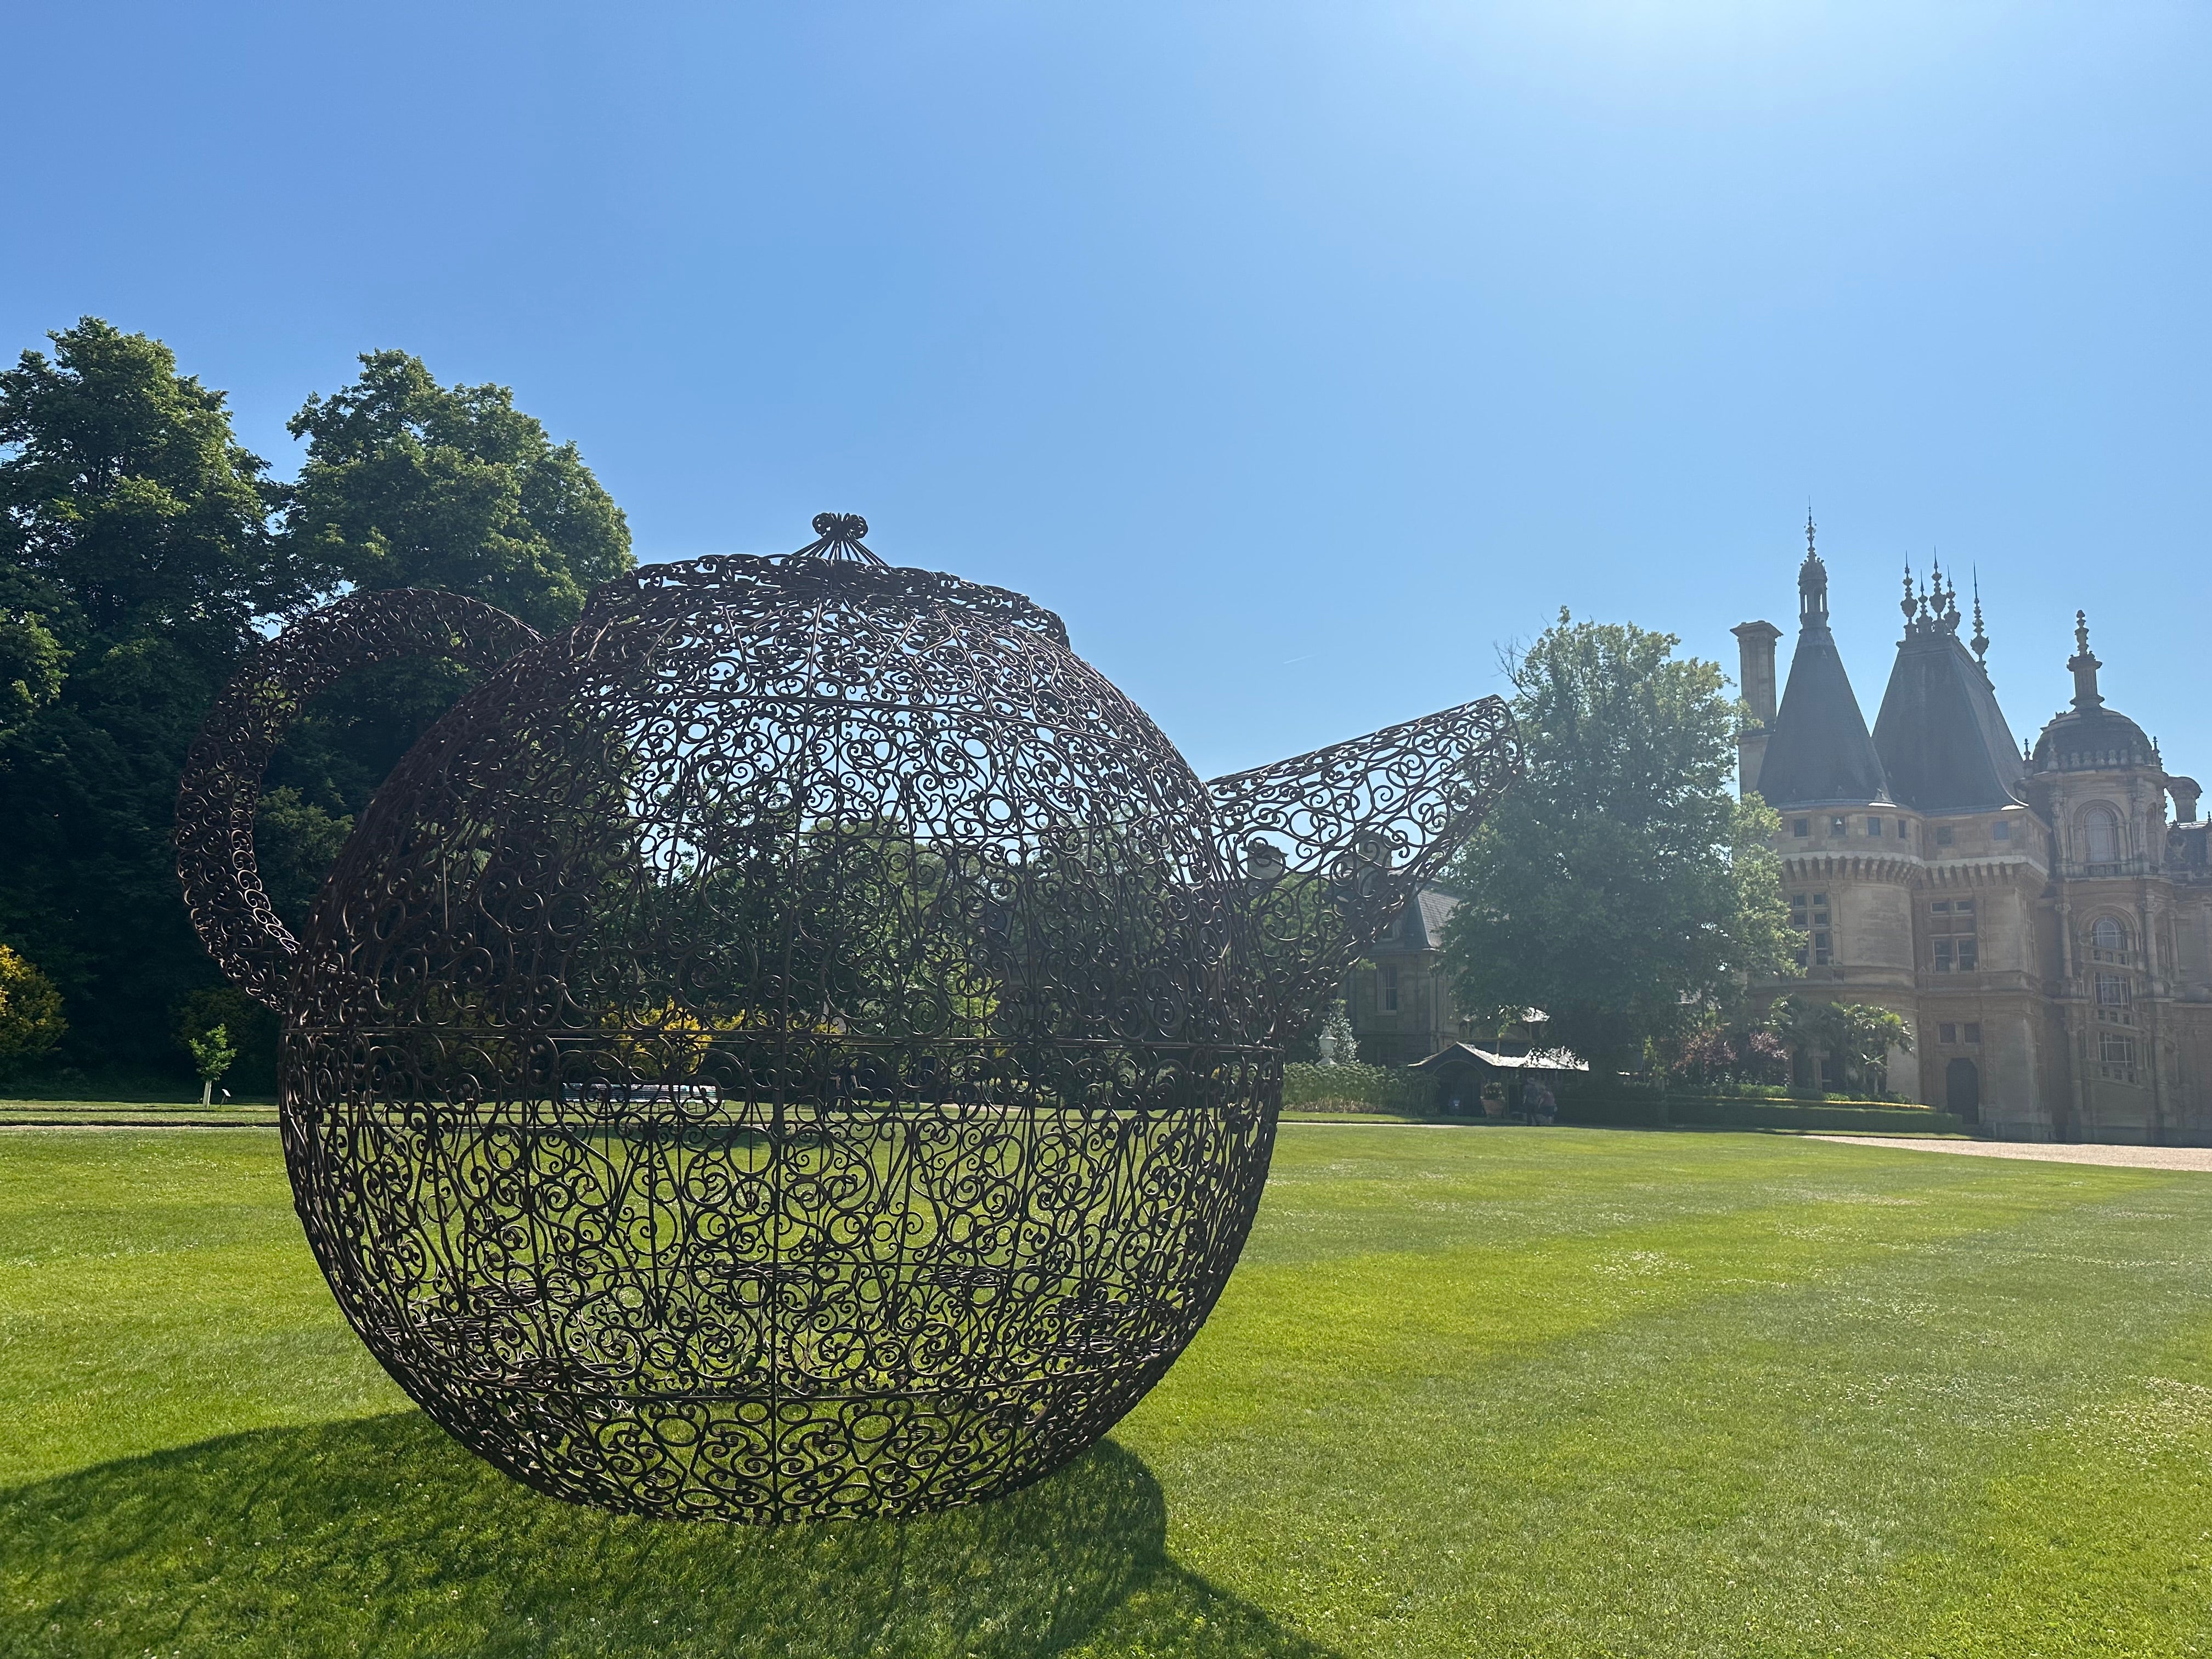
top-left (1737, 526), bottom-right (2210, 1143)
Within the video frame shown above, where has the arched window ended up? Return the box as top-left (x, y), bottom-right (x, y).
top-left (2091, 916), bottom-right (2128, 954)
top-left (2082, 804), bottom-right (2123, 865)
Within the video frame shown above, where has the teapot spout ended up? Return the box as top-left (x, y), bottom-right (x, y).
top-left (1207, 696), bottom-right (1521, 1043)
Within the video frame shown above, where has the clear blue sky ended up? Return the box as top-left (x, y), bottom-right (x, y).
top-left (5, 2), bottom-right (2206, 781)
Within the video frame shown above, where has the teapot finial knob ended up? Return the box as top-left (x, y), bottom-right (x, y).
top-left (794, 512), bottom-right (882, 565)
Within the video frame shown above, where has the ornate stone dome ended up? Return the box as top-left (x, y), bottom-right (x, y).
top-left (2030, 703), bottom-right (2157, 774)
top-left (2029, 611), bottom-right (2157, 775)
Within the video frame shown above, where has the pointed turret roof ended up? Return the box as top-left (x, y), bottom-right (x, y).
top-left (1871, 562), bottom-right (2025, 812)
top-left (1754, 521), bottom-right (1891, 809)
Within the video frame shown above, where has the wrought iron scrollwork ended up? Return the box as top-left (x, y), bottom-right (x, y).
top-left (176, 520), bottom-right (1517, 1523)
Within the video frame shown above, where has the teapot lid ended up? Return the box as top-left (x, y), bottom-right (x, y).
top-left (583, 511), bottom-right (1073, 649)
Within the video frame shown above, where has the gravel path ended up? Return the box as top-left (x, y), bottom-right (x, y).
top-left (1807, 1134), bottom-right (2212, 1172)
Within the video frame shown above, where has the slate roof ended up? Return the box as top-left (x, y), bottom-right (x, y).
top-left (1375, 885), bottom-right (1462, 951)
top-left (1872, 626), bottom-right (2026, 812)
top-left (1757, 622), bottom-right (1891, 809)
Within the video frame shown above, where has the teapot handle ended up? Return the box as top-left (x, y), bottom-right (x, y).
top-left (176, 589), bottom-right (541, 1009)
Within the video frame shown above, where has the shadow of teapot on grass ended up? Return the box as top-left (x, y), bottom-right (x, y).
top-left (0, 1412), bottom-right (1339, 1658)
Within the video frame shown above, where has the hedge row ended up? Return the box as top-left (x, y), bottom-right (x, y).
top-left (1560, 1097), bottom-right (1968, 1133)
top-left (1280, 1062), bottom-right (1430, 1114)
top-left (1282, 1063), bottom-right (1967, 1134)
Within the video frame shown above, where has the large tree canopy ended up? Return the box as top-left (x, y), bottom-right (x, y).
top-left (1441, 611), bottom-right (1794, 1074)
top-left (284, 351), bottom-right (630, 632)
top-left (0, 319), bottom-right (307, 646)
top-left (258, 353), bottom-right (634, 938)
top-left (0, 324), bottom-right (633, 1081)
top-left (0, 320), bottom-right (297, 1065)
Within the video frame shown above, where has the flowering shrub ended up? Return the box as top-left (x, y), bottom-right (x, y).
top-left (0, 944), bottom-right (65, 1068)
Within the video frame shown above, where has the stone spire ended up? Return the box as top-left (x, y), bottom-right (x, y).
top-left (1799, 514), bottom-right (1827, 624)
top-left (1923, 556), bottom-right (1960, 635)
top-left (2068, 610), bottom-right (2103, 709)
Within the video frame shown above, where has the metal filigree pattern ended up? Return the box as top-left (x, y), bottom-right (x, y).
top-left (176, 524), bottom-right (1519, 1523)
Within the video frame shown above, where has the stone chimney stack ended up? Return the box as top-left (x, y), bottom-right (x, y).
top-left (2171, 775), bottom-right (2204, 825)
top-left (1731, 619), bottom-right (1782, 797)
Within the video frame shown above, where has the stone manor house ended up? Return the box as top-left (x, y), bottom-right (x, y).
top-left (1340, 884), bottom-right (1469, 1066)
top-left (1735, 527), bottom-right (2211, 1143)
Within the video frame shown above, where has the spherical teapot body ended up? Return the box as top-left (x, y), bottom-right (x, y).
top-left (276, 554), bottom-right (1278, 1520)
top-left (178, 520), bottom-right (1521, 1523)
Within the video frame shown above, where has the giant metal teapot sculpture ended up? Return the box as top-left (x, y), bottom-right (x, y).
top-left (177, 515), bottom-right (1520, 1522)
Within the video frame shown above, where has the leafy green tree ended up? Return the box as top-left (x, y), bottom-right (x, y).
top-left (0, 319), bottom-right (301, 1066)
top-left (0, 326), bottom-right (634, 1077)
top-left (172, 986), bottom-right (280, 1096)
top-left (283, 351), bottom-right (630, 631)
top-left (1441, 611), bottom-right (1795, 1075)
top-left (185, 1022), bottom-right (238, 1106)
top-left (0, 320), bottom-right (304, 642)
top-left (0, 606), bottom-right (64, 737)
top-left (1772, 997), bottom-right (1911, 1096)
top-left (259, 352), bottom-right (636, 924)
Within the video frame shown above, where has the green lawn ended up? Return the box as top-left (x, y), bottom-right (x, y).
top-left (3, 1125), bottom-right (2210, 1657)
